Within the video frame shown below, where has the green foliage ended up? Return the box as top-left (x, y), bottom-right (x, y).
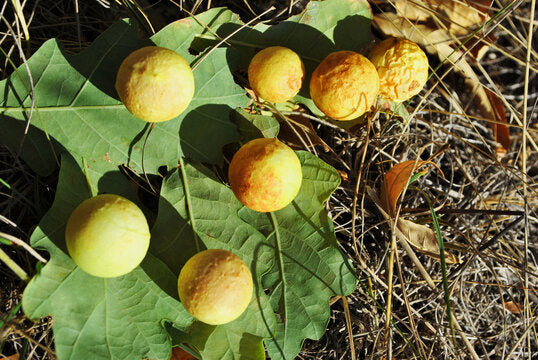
top-left (231, 108), bottom-right (280, 142)
top-left (22, 155), bottom-right (193, 360)
top-left (239, 152), bottom-right (356, 359)
top-left (0, 0), bottom-right (375, 359)
top-left (151, 158), bottom-right (276, 359)
top-left (0, 19), bottom-right (246, 177)
top-left (188, 0), bottom-right (373, 117)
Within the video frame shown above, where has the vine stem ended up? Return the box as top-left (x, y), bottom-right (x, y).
top-left (141, 123), bottom-right (156, 194)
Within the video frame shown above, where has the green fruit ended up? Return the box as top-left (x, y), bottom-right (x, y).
top-left (65, 194), bottom-right (150, 278)
top-left (178, 249), bottom-right (253, 325)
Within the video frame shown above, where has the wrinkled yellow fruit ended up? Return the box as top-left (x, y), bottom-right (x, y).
top-left (310, 51), bottom-right (380, 120)
top-left (369, 38), bottom-right (429, 102)
top-left (115, 46), bottom-right (195, 123)
top-left (228, 138), bottom-right (302, 212)
top-left (65, 194), bottom-right (151, 278)
top-left (248, 46), bottom-right (305, 103)
top-left (178, 249), bottom-right (253, 325)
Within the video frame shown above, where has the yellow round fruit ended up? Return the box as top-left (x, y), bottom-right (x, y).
top-left (228, 138), bottom-right (302, 212)
top-left (177, 249), bottom-right (253, 325)
top-left (115, 46), bottom-right (195, 123)
top-left (310, 51), bottom-right (380, 120)
top-left (369, 38), bottom-right (429, 102)
top-left (248, 46), bottom-right (305, 103)
top-left (65, 194), bottom-right (151, 278)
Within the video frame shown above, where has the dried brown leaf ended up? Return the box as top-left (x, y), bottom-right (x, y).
top-left (503, 301), bottom-right (524, 314)
top-left (394, 218), bottom-right (459, 264)
top-left (375, 160), bottom-right (458, 263)
top-left (483, 88), bottom-right (511, 153)
top-left (0, 355), bottom-right (19, 360)
top-left (393, 0), bottom-right (432, 22)
top-left (437, 0), bottom-right (491, 36)
top-left (380, 160), bottom-right (429, 216)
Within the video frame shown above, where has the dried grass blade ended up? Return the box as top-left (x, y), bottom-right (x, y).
top-left (10, 0), bottom-right (29, 41)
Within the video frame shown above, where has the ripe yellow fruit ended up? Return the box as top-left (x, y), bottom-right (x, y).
top-left (115, 46), bottom-right (195, 123)
top-left (248, 46), bottom-right (305, 103)
top-left (65, 194), bottom-right (151, 278)
top-left (310, 51), bottom-right (379, 120)
top-left (178, 249), bottom-right (253, 325)
top-left (369, 38), bottom-right (429, 102)
top-left (228, 138), bottom-right (302, 212)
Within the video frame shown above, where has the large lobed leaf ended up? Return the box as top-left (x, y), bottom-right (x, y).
top-left (0, 17), bottom-right (247, 177)
top-left (151, 159), bottom-right (276, 360)
top-left (22, 154), bottom-right (194, 360)
top-left (152, 152), bottom-right (356, 360)
top-left (239, 151), bottom-right (357, 360)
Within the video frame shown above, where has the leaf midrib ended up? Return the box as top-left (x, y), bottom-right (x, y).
top-left (179, 158), bottom-right (201, 252)
top-left (268, 212), bottom-right (287, 351)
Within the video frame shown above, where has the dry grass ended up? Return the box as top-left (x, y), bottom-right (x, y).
top-left (1, 0), bottom-right (537, 359)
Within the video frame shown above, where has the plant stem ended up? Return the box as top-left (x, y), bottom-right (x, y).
top-left (414, 187), bottom-right (456, 346)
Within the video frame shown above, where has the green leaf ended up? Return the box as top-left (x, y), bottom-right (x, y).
top-left (150, 159), bottom-right (276, 360)
top-left (231, 108), bottom-right (280, 142)
top-left (183, 323), bottom-right (265, 360)
top-left (22, 154), bottom-right (193, 360)
top-left (172, 298), bottom-right (274, 360)
top-left (0, 16), bottom-right (247, 177)
top-left (239, 152), bottom-right (357, 360)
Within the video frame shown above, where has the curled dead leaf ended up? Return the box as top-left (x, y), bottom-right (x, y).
top-left (483, 88), bottom-right (511, 153)
top-left (380, 160), bottom-right (429, 216)
top-left (394, 217), bottom-right (459, 264)
top-left (393, 0), bottom-right (493, 37)
top-left (1, 355), bottom-right (19, 360)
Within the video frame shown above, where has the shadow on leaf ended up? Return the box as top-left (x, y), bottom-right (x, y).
top-left (179, 104), bottom-right (239, 165)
